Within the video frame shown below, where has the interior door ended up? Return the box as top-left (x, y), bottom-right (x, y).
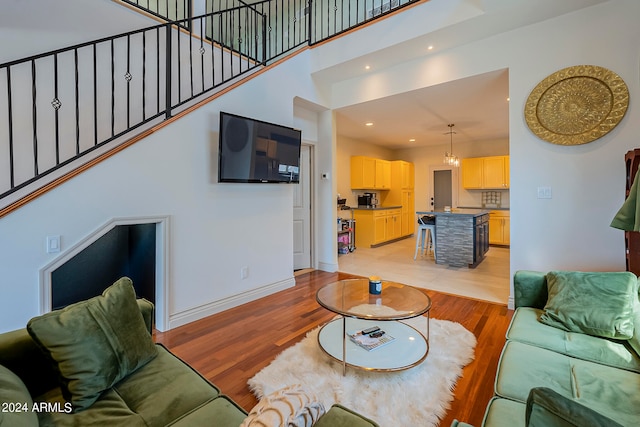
top-left (433, 170), bottom-right (452, 209)
top-left (293, 145), bottom-right (312, 270)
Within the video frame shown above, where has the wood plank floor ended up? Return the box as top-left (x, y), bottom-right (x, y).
top-left (155, 270), bottom-right (513, 426)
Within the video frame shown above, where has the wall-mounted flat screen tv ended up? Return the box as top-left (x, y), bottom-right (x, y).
top-left (218, 112), bottom-right (302, 183)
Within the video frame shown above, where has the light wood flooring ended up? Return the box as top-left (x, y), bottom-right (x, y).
top-left (339, 236), bottom-right (510, 305)
top-left (155, 270), bottom-right (513, 426)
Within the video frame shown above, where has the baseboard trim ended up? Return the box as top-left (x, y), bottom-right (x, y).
top-left (317, 261), bottom-right (338, 272)
top-left (168, 277), bottom-right (295, 330)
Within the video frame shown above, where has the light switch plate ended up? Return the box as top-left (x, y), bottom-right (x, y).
top-left (46, 235), bottom-right (61, 253)
top-left (537, 186), bottom-right (552, 199)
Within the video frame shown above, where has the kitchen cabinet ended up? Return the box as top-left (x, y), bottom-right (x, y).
top-left (353, 208), bottom-right (402, 247)
top-left (488, 210), bottom-right (510, 246)
top-left (351, 156), bottom-right (391, 190)
top-left (384, 160), bottom-right (416, 237)
top-left (462, 155), bottom-right (509, 189)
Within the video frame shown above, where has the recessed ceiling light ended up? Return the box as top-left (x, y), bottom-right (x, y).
top-left (365, 122), bottom-right (374, 127)
top-left (506, 97), bottom-right (510, 102)
top-left (427, 45), bottom-right (434, 50)
top-left (365, 65), bottom-right (371, 70)
top-left (409, 138), bottom-right (416, 142)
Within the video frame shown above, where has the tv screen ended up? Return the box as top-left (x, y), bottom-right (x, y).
top-left (218, 112), bottom-right (302, 183)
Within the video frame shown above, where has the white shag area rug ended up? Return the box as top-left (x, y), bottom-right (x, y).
top-left (248, 317), bottom-right (476, 427)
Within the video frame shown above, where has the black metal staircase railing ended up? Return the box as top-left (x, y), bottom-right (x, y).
top-left (0, 0), bottom-right (419, 203)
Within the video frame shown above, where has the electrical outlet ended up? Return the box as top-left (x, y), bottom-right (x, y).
top-left (241, 266), bottom-right (249, 280)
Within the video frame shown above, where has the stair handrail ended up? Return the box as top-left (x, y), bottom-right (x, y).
top-left (0, 0), bottom-right (421, 205)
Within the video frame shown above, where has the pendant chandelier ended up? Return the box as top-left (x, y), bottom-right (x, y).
top-left (443, 123), bottom-right (459, 167)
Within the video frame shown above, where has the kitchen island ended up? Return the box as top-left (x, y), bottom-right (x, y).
top-left (417, 209), bottom-right (490, 268)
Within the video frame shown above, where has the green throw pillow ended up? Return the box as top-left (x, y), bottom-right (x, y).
top-left (26, 277), bottom-right (158, 412)
top-left (0, 364), bottom-right (39, 426)
top-left (540, 271), bottom-right (637, 339)
top-left (526, 387), bottom-right (622, 427)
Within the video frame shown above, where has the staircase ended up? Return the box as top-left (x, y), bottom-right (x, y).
top-left (0, 0), bottom-right (420, 215)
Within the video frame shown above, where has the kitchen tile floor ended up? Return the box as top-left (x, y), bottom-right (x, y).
top-left (338, 236), bottom-right (510, 305)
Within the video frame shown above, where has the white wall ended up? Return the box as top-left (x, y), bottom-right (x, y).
top-left (0, 46), bottom-right (332, 333)
top-left (312, 0), bottom-right (640, 299)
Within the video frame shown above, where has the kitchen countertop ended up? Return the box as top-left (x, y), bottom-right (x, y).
top-left (352, 205), bottom-right (402, 211)
top-left (458, 206), bottom-right (510, 211)
top-left (417, 208), bottom-right (489, 217)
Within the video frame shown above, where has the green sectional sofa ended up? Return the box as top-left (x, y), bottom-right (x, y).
top-left (453, 270), bottom-right (640, 427)
top-left (0, 278), bottom-right (377, 427)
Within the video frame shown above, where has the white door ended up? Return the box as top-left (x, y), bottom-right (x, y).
top-left (293, 145), bottom-right (312, 270)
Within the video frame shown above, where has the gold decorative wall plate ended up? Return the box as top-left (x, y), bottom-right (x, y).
top-left (524, 65), bottom-right (629, 145)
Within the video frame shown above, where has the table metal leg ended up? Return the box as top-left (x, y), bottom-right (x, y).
top-left (342, 316), bottom-right (346, 376)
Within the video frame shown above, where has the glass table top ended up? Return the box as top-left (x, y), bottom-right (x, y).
top-left (316, 278), bottom-right (432, 320)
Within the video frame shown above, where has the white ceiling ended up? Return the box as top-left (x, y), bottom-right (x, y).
top-left (335, 68), bottom-right (510, 150)
top-left (329, 0), bottom-right (608, 151)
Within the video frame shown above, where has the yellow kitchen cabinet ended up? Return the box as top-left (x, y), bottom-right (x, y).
top-left (375, 159), bottom-right (391, 189)
top-left (351, 156), bottom-right (376, 189)
top-left (462, 156), bottom-right (509, 189)
top-left (351, 156), bottom-right (391, 190)
top-left (488, 210), bottom-right (510, 245)
top-left (400, 190), bottom-right (415, 236)
top-left (385, 160), bottom-right (416, 237)
top-left (461, 158), bottom-right (483, 189)
top-left (353, 208), bottom-right (402, 247)
top-left (392, 160), bottom-right (414, 189)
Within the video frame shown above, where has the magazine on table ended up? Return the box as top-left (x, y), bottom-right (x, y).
top-left (347, 327), bottom-right (395, 351)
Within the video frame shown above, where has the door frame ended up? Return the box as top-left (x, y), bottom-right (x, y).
top-left (293, 143), bottom-right (314, 270)
top-left (428, 165), bottom-right (459, 208)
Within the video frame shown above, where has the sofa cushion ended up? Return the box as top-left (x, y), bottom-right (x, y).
top-left (495, 341), bottom-right (640, 426)
top-left (314, 404), bottom-right (379, 427)
top-left (27, 277), bottom-right (158, 412)
top-left (240, 384), bottom-right (325, 427)
top-left (34, 344), bottom-right (224, 426)
top-left (507, 307), bottom-right (640, 372)
top-left (540, 271), bottom-right (637, 339)
top-left (526, 387), bottom-right (622, 427)
top-left (0, 364), bottom-right (39, 427)
top-left (482, 397), bottom-right (526, 427)
top-left (168, 396), bottom-right (248, 427)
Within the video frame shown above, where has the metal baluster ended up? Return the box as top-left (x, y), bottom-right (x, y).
top-left (31, 60), bottom-right (38, 176)
top-left (53, 53), bottom-right (60, 165)
top-left (93, 44), bottom-right (98, 146)
top-left (142, 31), bottom-right (147, 121)
top-left (165, 24), bottom-right (172, 119)
top-left (74, 48), bottom-right (80, 155)
top-left (7, 67), bottom-right (14, 189)
top-left (111, 39), bottom-right (115, 137)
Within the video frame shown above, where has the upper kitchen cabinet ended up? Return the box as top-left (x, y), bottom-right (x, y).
top-left (351, 156), bottom-right (391, 190)
top-left (462, 155), bottom-right (509, 189)
top-left (392, 160), bottom-right (414, 189)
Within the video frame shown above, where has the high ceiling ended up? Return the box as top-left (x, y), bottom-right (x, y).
top-left (334, 69), bottom-right (510, 150)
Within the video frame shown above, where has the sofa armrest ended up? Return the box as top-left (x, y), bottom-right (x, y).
top-left (0, 328), bottom-right (58, 397)
top-left (136, 298), bottom-right (154, 333)
top-left (513, 271), bottom-right (548, 309)
top-left (526, 387), bottom-right (622, 427)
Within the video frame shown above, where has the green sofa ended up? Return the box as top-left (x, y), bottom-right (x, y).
top-left (453, 270), bottom-right (640, 427)
top-left (0, 278), bottom-right (377, 427)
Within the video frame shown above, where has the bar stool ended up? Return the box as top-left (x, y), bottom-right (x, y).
top-left (414, 216), bottom-right (436, 260)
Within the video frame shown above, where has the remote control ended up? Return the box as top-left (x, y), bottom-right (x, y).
top-left (361, 326), bottom-right (380, 335)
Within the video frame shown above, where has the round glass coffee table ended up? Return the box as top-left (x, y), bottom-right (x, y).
top-left (316, 278), bottom-right (431, 374)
